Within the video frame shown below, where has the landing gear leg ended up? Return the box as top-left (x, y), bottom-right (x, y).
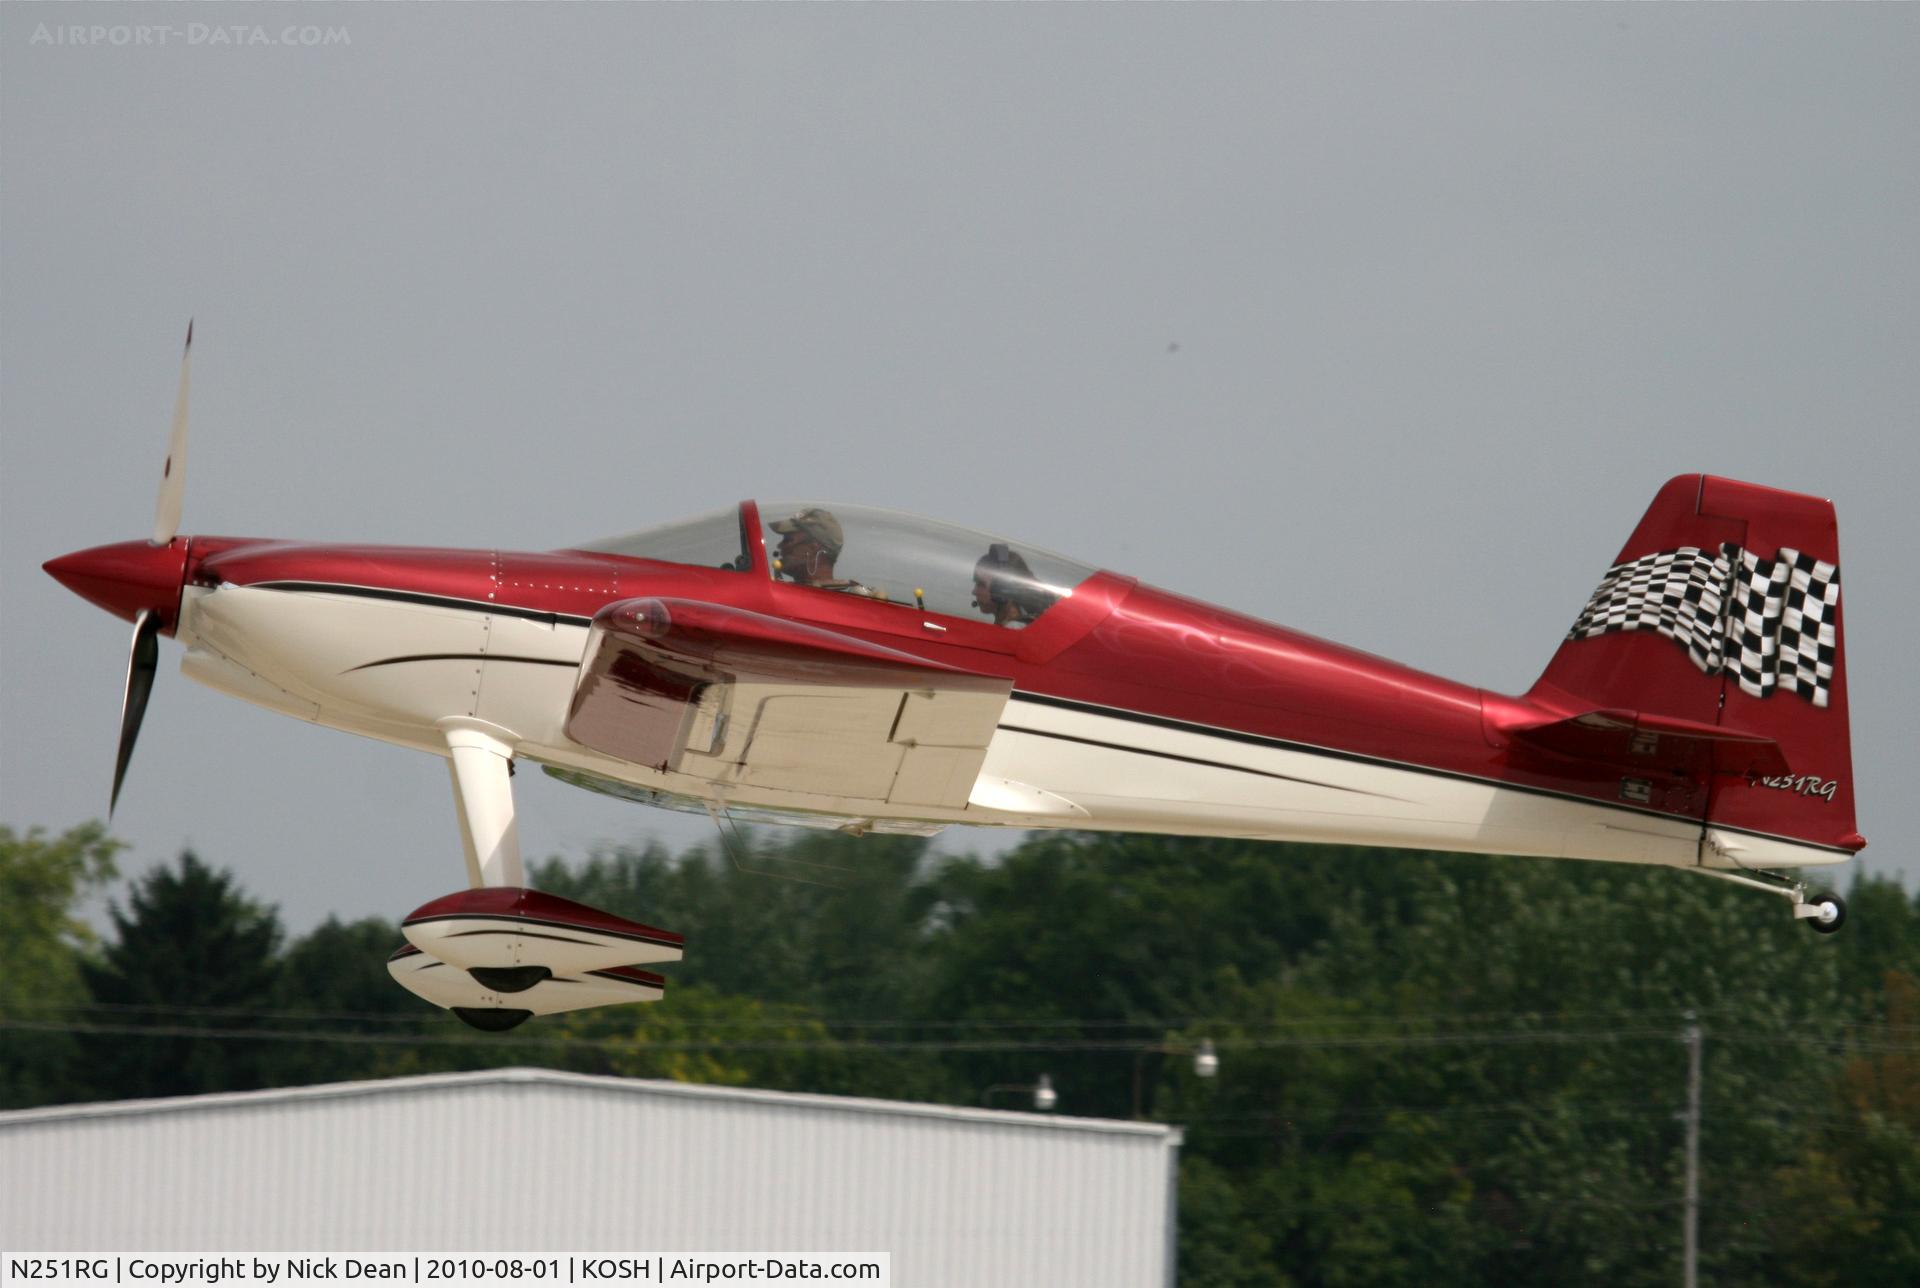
top-left (389, 720), bottom-right (681, 1031)
top-left (1693, 866), bottom-right (1847, 934)
top-left (440, 718), bottom-right (522, 888)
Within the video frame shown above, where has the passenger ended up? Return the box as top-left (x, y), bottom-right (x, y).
top-left (971, 544), bottom-right (1055, 628)
top-left (770, 507), bottom-right (873, 595)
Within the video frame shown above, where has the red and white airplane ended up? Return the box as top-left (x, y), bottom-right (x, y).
top-left (45, 333), bottom-right (1863, 1029)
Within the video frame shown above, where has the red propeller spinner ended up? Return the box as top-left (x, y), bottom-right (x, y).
top-left (43, 538), bottom-right (191, 631)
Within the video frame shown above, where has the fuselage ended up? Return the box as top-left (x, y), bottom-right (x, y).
top-left (106, 524), bottom-right (1835, 875)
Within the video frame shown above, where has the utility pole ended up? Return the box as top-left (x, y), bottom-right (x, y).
top-left (1682, 1013), bottom-right (1703, 1288)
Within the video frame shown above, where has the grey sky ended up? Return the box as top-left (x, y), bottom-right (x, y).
top-left (4, 5), bottom-right (1916, 930)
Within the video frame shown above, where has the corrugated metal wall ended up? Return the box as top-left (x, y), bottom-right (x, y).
top-left (0, 1070), bottom-right (1180, 1287)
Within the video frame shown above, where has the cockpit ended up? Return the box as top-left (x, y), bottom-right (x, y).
top-left (577, 501), bottom-right (1095, 629)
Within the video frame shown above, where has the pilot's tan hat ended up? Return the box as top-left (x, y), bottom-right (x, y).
top-left (770, 507), bottom-right (844, 556)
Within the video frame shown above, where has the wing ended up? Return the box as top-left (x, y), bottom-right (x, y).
top-left (565, 598), bottom-right (1013, 810)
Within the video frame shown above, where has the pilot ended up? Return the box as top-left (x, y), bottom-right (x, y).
top-left (771, 507), bottom-right (872, 595)
top-left (971, 543), bottom-right (1055, 628)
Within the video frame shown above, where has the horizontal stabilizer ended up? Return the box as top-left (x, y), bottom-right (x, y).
top-left (1501, 708), bottom-right (1788, 778)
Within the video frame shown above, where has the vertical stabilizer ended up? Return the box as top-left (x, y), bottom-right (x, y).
top-left (1529, 475), bottom-right (1861, 860)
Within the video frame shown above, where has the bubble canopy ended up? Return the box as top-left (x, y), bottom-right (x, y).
top-left (577, 506), bottom-right (754, 571)
top-left (577, 502), bottom-right (1096, 628)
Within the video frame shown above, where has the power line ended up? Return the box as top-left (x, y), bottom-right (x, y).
top-left (5, 1016), bottom-right (1913, 1056)
top-left (10, 997), bottom-right (1913, 1036)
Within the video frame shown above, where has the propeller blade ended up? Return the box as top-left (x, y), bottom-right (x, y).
top-left (111, 609), bottom-right (161, 817)
top-left (151, 320), bottom-right (192, 546)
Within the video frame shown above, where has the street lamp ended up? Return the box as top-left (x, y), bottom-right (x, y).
top-left (1132, 1040), bottom-right (1220, 1119)
top-left (983, 1075), bottom-right (1058, 1112)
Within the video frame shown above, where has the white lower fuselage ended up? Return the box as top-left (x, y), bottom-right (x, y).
top-left (176, 583), bottom-right (1841, 876)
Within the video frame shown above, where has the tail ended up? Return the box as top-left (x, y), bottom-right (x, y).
top-left (1527, 475), bottom-right (1862, 863)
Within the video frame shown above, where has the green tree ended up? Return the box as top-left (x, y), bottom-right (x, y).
top-left (916, 833), bottom-right (1408, 1122)
top-left (1832, 872), bottom-right (1920, 1013)
top-left (1178, 1156), bottom-right (1290, 1288)
top-left (266, 915), bottom-right (425, 1086)
top-left (1151, 854), bottom-right (1893, 1286)
top-left (0, 822), bottom-right (122, 1108)
top-left (78, 851), bottom-right (283, 1100)
top-left (1773, 964), bottom-right (1920, 1285)
top-left (547, 983), bottom-right (950, 1100)
top-left (533, 830), bottom-right (940, 1019)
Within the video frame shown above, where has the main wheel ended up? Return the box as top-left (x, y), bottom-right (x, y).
top-left (1805, 891), bottom-right (1847, 935)
top-left (452, 1006), bottom-right (534, 1032)
top-left (469, 965), bottom-right (552, 994)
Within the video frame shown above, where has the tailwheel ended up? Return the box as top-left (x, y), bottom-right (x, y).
top-left (1798, 891), bottom-right (1846, 935)
top-left (1693, 865), bottom-right (1849, 936)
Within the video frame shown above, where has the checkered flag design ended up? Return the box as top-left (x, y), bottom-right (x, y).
top-left (1566, 544), bottom-right (1840, 707)
top-left (1567, 546), bottom-right (1730, 671)
top-left (1724, 546), bottom-right (1841, 706)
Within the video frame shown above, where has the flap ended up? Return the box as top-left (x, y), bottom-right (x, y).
top-left (1502, 707), bottom-right (1789, 777)
top-left (566, 598), bottom-right (1012, 809)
